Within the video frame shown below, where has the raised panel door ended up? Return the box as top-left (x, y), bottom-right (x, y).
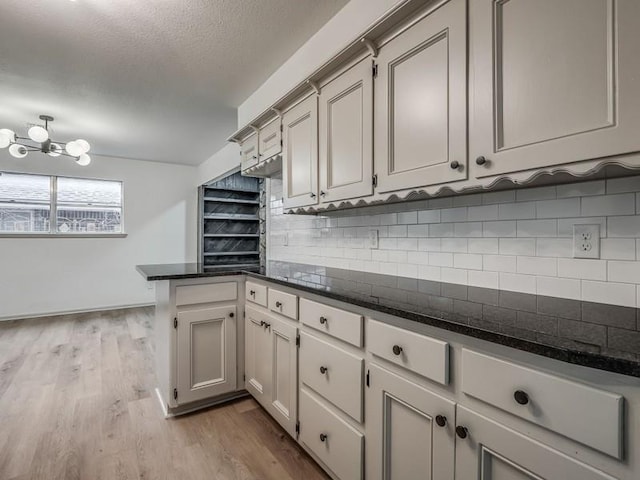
top-left (282, 95), bottom-right (319, 209)
top-left (366, 363), bottom-right (455, 480)
top-left (319, 57), bottom-right (373, 203)
top-left (176, 305), bottom-right (236, 404)
top-left (244, 306), bottom-right (271, 405)
top-left (374, 0), bottom-right (468, 193)
top-left (240, 133), bottom-right (259, 171)
top-left (471, 0), bottom-right (640, 177)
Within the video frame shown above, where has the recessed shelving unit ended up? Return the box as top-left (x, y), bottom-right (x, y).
top-left (199, 172), bottom-right (261, 270)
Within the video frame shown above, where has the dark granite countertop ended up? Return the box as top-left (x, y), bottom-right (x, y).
top-left (136, 263), bottom-right (260, 281)
top-left (137, 261), bottom-right (640, 378)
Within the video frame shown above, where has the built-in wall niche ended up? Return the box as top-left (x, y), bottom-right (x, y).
top-left (198, 171), bottom-right (261, 269)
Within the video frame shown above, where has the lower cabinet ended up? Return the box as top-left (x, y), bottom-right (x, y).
top-left (245, 306), bottom-right (298, 437)
top-left (366, 363), bottom-right (455, 480)
top-left (455, 406), bottom-right (616, 480)
top-left (175, 304), bottom-right (237, 404)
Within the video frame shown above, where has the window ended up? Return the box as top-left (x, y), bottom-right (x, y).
top-left (0, 172), bottom-right (123, 235)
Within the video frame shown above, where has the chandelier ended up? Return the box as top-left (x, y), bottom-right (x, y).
top-left (0, 115), bottom-right (92, 166)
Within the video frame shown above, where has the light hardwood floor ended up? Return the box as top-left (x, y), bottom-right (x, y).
top-left (0, 307), bottom-right (329, 480)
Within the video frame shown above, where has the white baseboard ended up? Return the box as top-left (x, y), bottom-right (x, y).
top-left (0, 302), bottom-right (155, 322)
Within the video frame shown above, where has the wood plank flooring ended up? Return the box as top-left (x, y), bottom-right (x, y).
top-left (0, 307), bottom-right (329, 480)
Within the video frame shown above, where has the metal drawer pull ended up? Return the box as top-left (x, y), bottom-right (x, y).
top-left (319, 316), bottom-right (328, 325)
top-left (275, 301), bottom-right (282, 308)
top-left (250, 290), bottom-right (255, 296)
top-left (455, 426), bottom-right (468, 439)
top-left (514, 390), bottom-right (530, 405)
top-left (319, 433), bottom-right (327, 442)
top-left (319, 366), bottom-right (328, 374)
top-left (392, 345), bottom-right (403, 356)
top-left (435, 415), bottom-right (447, 427)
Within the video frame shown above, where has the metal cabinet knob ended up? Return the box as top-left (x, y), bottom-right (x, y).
top-left (435, 415), bottom-right (447, 427)
top-left (263, 322), bottom-right (271, 329)
top-left (229, 312), bottom-right (234, 318)
top-left (514, 390), bottom-right (530, 405)
top-left (450, 161), bottom-right (460, 170)
top-left (319, 433), bottom-right (327, 442)
top-left (319, 316), bottom-right (328, 325)
top-left (320, 366), bottom-right (328, 374)
top-left (310, 192), bottom-right (317, 198)
top-left (260, 320), bottom-right (265, 327)
top-left (476, 156), bottom-right (487, 166)
top-left (455, 426), bottom-right (468, 439)
top-left (275, 301), bottom-right (282, 308)
top-left (392, 345), bottom-right (403, 356)
top-left (250, 290), bottom-right (256, 296)
top-left (320, 191), bottom-right (326, 197)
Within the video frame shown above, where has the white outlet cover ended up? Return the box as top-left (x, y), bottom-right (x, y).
top-left (368, 229), bottom-right (379, 249)
top-left (573, 224), bottom-right (600, 259)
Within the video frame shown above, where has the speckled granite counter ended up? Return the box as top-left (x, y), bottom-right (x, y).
top-left (137, 261), bottom-right (640, 377)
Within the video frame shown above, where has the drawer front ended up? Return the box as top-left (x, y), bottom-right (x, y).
top-left (368, 320), bottom-right (449, 385)
top-left (175, 282), bottom-right (237, 307)
top-left (300, 389), bottom-right (363, 480)
top-left (462, 349), bottom-right (623, 459)
top-left (300, 298), bottom-right (363, 347)
top-left (299, 332), bottom-right (363, 422)
top-left (245, 281), bottom-right (267, 307)
top-left (258, 118), bottom-right (282, 160)
top-left (240, 134), bottom-right (259, 170)
top-left (268, 288), bottom-right (298, 320)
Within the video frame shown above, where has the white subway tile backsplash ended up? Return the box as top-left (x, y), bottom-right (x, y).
top-left (468, 204), bottom-right (499, 221)
top-left (455, 222), bottom-right (483, 237)
top-left (407, 224), bottom-right (429, 237)
top-left (516, 186), bottom-right (557, 202)
top-left (388, 225), bottom-right (408, 237)
top-left (429, 252), bottom-right (453, 267)
top-left (454, 253), bottom-right (483, 270)
top-left (418, 238), bottom-right (441, 251)
top-left (581, 280), bottom-right (637, 307)
top-left (483, 220), bottom-right (517, 238)
top-left (557, 217), bottom-right (607, 237)
top-left (483, 254), bottom-right (517, 273)
top-left (608, 216), bottom-right (640, 238)
top-left (536, 276), bottom-right (581, 300)
top-left (468, 270), bottom-right (499, 289)
top-left (556, 180), bottom-right (605, 198)
top-left (536, 198), bottom-right (580, 219)
top-left (499, 238), bottom-right (536, 256)
top-left (397, 263), bottom-right (418, 278)
top-left (606, 176), bottom-right (640, 194)
top-left (441, 238), bottom-right (468, 253)
top-left (499, 273), bottom-right (537, 294)
top-left (418, 265), bottom-right (441, 281)
top-left (387, 250), bottom-right (408, 263)
top-left (601, 239), bottom-right (636, 260)
top-left (557, 258), bottom-right (607, 281)
top-left (441, 267), bottom-right (468, 285)
top-left (607, 261), bottom-right (640, 284)
top-left (378, 213), bottom-right (398, 225)
top-left (397, 211), bottom-right (418, 224)
top-left (517, 219), bottom-right (557, 237)
top-left (430, 223), bottom-right (455, 237)
top-left (407, 251), bottom-right (429, 265)
top-left (418, 209), bottom-right (441, 224)
top-left (536, 238), bottom-right (573, 258)
top-left (453, 194), bottom-right (483, 207)
top-left (483, 190), bottom-right (516, 205)
top-left (581, 193), bottom-right (636, 216)
top-left (429, 197), bottom-right (454, 209)
top-left (498, 202), bottom-right (536, 220)
top-left (469, 238), bottom-right (499, 254)
top-left (441, 207), bottom-right (468, 222)
top-left (517, 256), bottom-right (557, 276)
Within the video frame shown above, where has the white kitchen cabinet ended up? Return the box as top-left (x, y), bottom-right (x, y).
top-left (366, 363), bottom-right (455, 480)
top-left (374, 0), bottom-right (467, 193)
top-left (471, 0), bottom-right (640, 178)
top-left (282, 95), bottom-right (319, 209)
top-left (318, 57), bottom-right (374, 203)
top-left (258, 117), bottom-right (282, 162)
top-left (245, 306), bottom-right (298, 437)
top-left (240, 133), bottom-right (259, 172)
top-left (455, 406), bottom-right (616, 480)
top-left (176, 304), bottom-right (237, 405)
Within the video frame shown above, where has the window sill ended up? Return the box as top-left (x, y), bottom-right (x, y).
top-left (0, 233), bottom-right (128, 239)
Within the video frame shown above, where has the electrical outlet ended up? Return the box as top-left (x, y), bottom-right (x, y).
top-left (573, 224), bottom-right (600, 259)
top-left (368, 229), bottom-right (379, 249)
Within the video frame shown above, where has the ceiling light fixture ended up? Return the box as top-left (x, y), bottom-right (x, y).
top-left (0, 115), bottom-right (92, 166)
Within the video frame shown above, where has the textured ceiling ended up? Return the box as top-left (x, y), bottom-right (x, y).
top-left (0, 0), bottom-right (348, 165)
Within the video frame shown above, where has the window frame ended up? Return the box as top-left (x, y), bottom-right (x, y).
top-left (0, 171), bottom-right (126, 238)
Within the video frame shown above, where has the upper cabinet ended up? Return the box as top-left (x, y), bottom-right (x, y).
top-left (282, 95), bottom-right (319, 209)
top-left (240, 118), bottom-right (282, 176)
top-left (319, 57), bottom-right (374, 203)
top-left (240, 133), bottom-right (259, 172)
top-left (258, 117), bottom-right (282, 163)
top-left (471, 0), bottom-right (640, 178)
top-left (374, 0), bottom-right (468, 193)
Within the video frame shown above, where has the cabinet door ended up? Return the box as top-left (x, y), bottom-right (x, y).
top-left (240, 133), bottom-right (259, 171)
top-left (471, 0), bottom-right (640, 178)
top-left (266, 316), bottom-right (298, 437)
top-left (319, 57), bottom-right (373, 203)
top-left (245, 306), bottom-right (271, 405)
top-left (366, 364), bottom-right (455, 480)
top-left (374, 0), bottom-right (467, 193)
top-left (282, 95), bottom-right (319, 209)
top-left (455, 406), bottom-right (615, 480)
top-left (176, 305), bottom-right (236, 404)
top-left (258, 118), bottom-right (282, 161)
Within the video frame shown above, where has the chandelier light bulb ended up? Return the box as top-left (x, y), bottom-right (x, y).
top-left (9, 144), bottom-right (28, 158)
top-left (0, 134), bottom-right (10, 149)
top-left (48, 143), bottom-right (62, 157)
top-left (28, 125), bottom-right (49, 143)
top-left (76, 153), bottom-right (91, 166)
top-left (0, 128), bottom-right (16, 143)
top-left (75, 139), bottom-right (90, 153)
top-left (66, 140), bottom-right (83, 157)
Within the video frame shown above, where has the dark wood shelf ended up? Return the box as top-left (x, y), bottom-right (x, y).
top-left (203, 251), bottom-right (260, 257)
top-left (204, 197), bottom-right (260, 205)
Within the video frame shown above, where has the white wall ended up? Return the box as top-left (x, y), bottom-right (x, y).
top-left (269, 176), bottom-right (640, 308)
top-left (0, 153), bottom-right (198, 319)
top-left (196, 143), bottom-right (240, 186)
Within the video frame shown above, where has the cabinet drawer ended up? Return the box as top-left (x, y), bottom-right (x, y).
top-left (258, 118), bottom-right (282, 160)
top-left (368, 320), bottom-right (449, 385)
top-left (299, 332), bottom-right (363, 422)
top-left (300, 389), bottom-right (363, 480)
top-left (462, 349), bottom-right (624, 459)
top-left (268, 288), bottom-right (298, 320)
top-left (245, 281), bottom-right (267, 307)
top-left (175, 282), bottom-right (237, 307)
top-left (300, 298), bottom-right (363, 347)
